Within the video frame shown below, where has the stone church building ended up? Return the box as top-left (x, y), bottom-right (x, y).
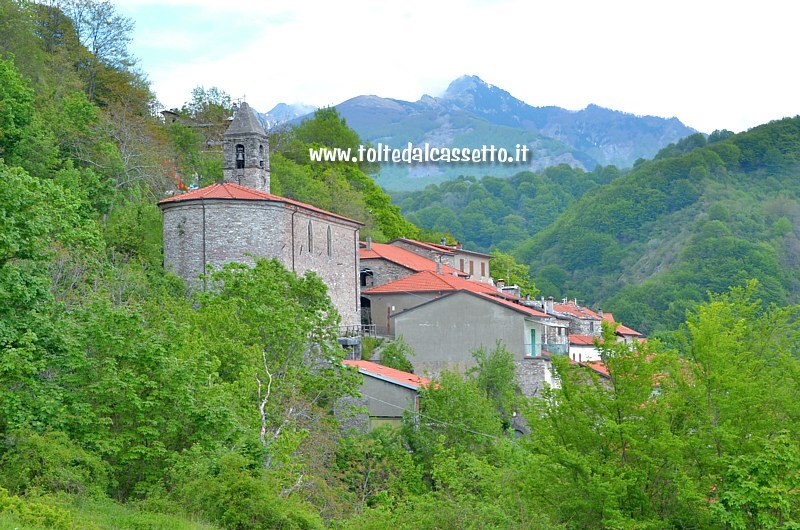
top-left (158, 102), bottom-right (362, 327)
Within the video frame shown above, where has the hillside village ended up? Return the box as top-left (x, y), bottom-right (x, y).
top-left (160, 102), bottom-right (645, 428)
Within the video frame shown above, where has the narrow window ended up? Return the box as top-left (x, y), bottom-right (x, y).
top-left (258, 144), bottom-right (264, 168)
top-left (235, 144), bottom-right (245, 169)
top-left (460, 258), bottom-right (465, 272)
top-left (481, 262), bottom-right (486, 277)
top-left (469, 260), bottom-right (474, 275)
top-left (327, 226), bottom-right (332, 258)
top-left (307, 220), bottom-right (314, 253)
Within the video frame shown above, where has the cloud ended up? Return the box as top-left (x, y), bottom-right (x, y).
top-left (119, 0), bottom-right (799, 132)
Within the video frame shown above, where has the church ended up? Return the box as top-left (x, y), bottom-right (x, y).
top-left (158, 102), bottom-right (363, 327)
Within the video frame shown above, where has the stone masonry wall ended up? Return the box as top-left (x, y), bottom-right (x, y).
top-left (390, 240), bottom-right (456, 268)
top-left (361, 259), bottom-right (412, 288)
top-left (162, 198), bottom-right (361, 327)
top-left (514, 357), bottom-right (553, 398)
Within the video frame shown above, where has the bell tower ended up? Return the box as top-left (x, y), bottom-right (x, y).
top-left (222, 102), bottom-right (270, 193)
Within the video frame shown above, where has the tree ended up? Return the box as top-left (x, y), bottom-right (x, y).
top-left (61, 0), bottom-right (135, 101)
top-left (489, 249), bottom-right (538, 297)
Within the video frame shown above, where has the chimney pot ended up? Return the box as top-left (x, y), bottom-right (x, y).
top-left (436, 260), bottom-right (442, 274)
top-left (366, 237), bottom-right (372, 250)
top-left (441, 237), bottom-right (447, 245)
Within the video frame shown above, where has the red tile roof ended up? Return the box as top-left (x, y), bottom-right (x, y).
top-left (553, 301), bottom-right (601, 320)
top-left (158, 182), bottom-right (362, 225)
top-left (343, 360), bottom-right (431, 390)
top-left (615, 323), bottom-right (644, 337)
top-left (585, 361), bottom-right (610, 377)
top-left (360, 242), bottom-right (463, 275)
top-left (601, 312), bottom-right (643, 336)
top-left (363, 270), bottom-right (502, 295)
top-left (570, 359), bottom-right (610, 378)
top-left (569, 334), bottom-right (603, 345)
top-left (473, 292), bottom-right (549, 318)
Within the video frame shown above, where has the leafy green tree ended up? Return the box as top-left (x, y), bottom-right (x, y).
top-left (489, 249), bottom-right (538, 296)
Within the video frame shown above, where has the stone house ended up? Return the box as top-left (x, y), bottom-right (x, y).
top-left (342, 360), bottom-right (431, 429)
top-left (359, 240), bottom-right (465, 289)
top-left (159, 102), bottom-right (363, 327)
top-left (388, 238), bottom-right (493, 284)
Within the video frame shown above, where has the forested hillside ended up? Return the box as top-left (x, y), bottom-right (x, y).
top-left (2, 1), bottom-right (800, 528)
top-left (515, 121), bottom-right (800, 335)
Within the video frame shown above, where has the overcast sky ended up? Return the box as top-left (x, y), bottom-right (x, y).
top-left (116, 0), bottom-right (798, 134)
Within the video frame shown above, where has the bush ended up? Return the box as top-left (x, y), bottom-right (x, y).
top-left (0, 430), bottom-right (109, 498)
top-left (379, 339), bottom-right (414, 373)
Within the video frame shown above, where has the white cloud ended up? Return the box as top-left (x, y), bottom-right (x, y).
top-left (119, 0), bottom-right (799, 132)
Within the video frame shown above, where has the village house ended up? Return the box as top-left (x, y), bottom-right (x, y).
top-left (342, 360), bottom-right (431, 429)
top-left (388, 238), bottom-right (493, 284)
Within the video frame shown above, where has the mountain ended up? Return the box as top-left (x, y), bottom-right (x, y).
top-left (260, 102), bottom-right (317, 129)
top-left (291, 75), bottom-right (696, 191)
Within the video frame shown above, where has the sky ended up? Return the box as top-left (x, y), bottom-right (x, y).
top-left (115, 0), bottom-right (798, 134)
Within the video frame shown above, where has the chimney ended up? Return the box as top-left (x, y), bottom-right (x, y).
top-left (441, 237), bottom-right (447, 246)
top-left (436, 258), bottom-right (442, 274)
top-left (546, 296), bottom-right (554, 313)
top-left (366, 237), bottom-right (372, 250)
top-left (497, 278), bottom-right (505, 290)
top-left (597, 308), bottom-right (603, 318)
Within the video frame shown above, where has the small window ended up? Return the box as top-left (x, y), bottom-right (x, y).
top-left (469, 260), bottom-right (474, 275)
top-left (460, 258), bottom-right (465, 272)
top-left (235, 144), bottom-right (245, 169)
top-left (481, 262), bottom-right (486, 277)
top-left (326, 226), bottom-right (332, 258)
top-left (259, 144), bottom-right (264, 168)
top-left (307, 220), bottom-right (314, 253)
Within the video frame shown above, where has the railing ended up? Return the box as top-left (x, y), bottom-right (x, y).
top-left (542, 342), bottom-right (568, 355)
top-left (525, 342), bottom-right (569, 357)
top-left (339, 324), bottom-right (377, 338)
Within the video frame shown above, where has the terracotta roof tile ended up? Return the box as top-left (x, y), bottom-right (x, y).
top-left (473, 292), bottom-right (549, 318)
top-left (570, 334), bottom-right (602, 345)
top-left (343, 360), bottom-right (431, 390)
top-left (158, 182), bottom-right (362, 225)
top-left (363, 270), bottom-right (501, 295)
top-left (360, 243), bottom-right (463, 275)
top-left (553, 301), bottom-right (601, 320)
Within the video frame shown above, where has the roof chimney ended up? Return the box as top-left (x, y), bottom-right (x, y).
top-left (546, 296), bottom-right (554, 313)
top-left (441, 237), bottom-right (447, 246)
top-left (366, 237), bottom-right (372, 251)
top-left (497, 278), bottom-right (505, 290)
top-left (436, 260), bottom-right (442, 274)
top-left (597, 308), bottom-right (603, 318)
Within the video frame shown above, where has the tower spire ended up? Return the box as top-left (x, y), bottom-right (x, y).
top-left (222, 102), bottom-right (270, 192)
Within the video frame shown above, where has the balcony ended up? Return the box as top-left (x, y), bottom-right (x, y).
top-left (541, 342), bottom-right (568, 355)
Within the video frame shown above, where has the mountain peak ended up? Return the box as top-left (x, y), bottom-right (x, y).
top-left (443, 75), bottom-right (492, 98)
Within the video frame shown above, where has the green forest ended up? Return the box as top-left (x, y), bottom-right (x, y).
top-left (2, 1), bottom-right (800, 528)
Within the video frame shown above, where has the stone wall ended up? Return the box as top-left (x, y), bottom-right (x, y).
top-left (360, 258), bottom-right (413, 288)
top-left (161, 198), bottom-right (361, 327)
top-left (514, 357), bottom-right (555, 398)
top-left (390, 240), bottom-right (455, 268)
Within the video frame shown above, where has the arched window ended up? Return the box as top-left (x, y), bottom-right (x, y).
top-left (307, 220), bottom-right (314, 253)
top-left (258, 144), bottom-right (264, 168)
top-left (235, 144), bottom-right (245, 169)
top-left (326, 226), bottom-right (332, 258)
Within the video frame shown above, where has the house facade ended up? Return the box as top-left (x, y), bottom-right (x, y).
top-left (342, 360), bottom-right (431, 429)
